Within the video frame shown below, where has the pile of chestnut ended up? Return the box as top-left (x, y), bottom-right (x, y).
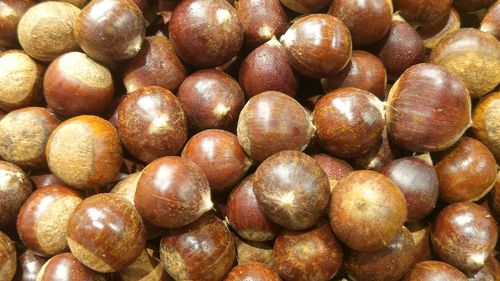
top-left (0, 0), bottom-right (499, 280)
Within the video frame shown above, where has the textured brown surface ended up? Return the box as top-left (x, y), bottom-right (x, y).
top-left (234, 236), bottom-right (274, 267)
top-left (473, 91), bottom-right (500, 161)
top-left (279, 0), bottom-right (330, 13)
top-left (0, 161), bottom-right (32, 228)
top-left (0, 0), bottom-right (34, 48)
top-left (311, 153), bottom-right (352, 191)
top-left (404, 260), bottom-right (468, 281)
top-left (226, 262), bottom-right (281, 281)
top-left (395, 0), bottom-right (452, 26)
top-left (36, 252), bottom-right (106, 281)
top-left (0, 231), bottom-right (16, 281)
top-left (119, 249), bottom-right (170, 281)
top-left (480, 1), bottom-right (500, 40)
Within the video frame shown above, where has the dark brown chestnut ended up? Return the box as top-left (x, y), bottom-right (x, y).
top-left (237, 91), bottom-right (314, 162)
top-left (472, 91), bottom-right (500, 161)
top-left (0, 107), bottom-right (60, 169)
top-left (135, 156), bottom-right (212, 228)
top-left (350, 127), bottom-right (394, 171)
top-left (330, 170), bottom-right (407, 251)
top-left (431, 202), bottom-right (498, 275)
top-left (453, 0), bottom-right (496, 12)
top-left (75, 0), bottom-right (145, 62)
top-left (406, 221), bottom-right (433, 263)
top-left (36, 252), bottom-right (106, 281)
top-left (15, 249), bottom-right (47, 281)
top-left (234, 236), bottom-right (274, 266)
top-left (226, 262), bottom-right (280, 281)
top-left (279, 0), bottom-right (330, 14)
top-left (117, 86), bottom-right (188, 163)
top-left (386, 63), bottom-right (471, 152)
top-left (0, 0), bottom-right (34, 48)
top-left (480, 1), bottom-right (500, 40)
top-left (312, 153), bottom-right (353, 191)
top-left (0, 230), bottom-right (16, 281)
top-left (394, 0), bottom-right (453, 27)
top-left (418, 8), bottom-right (461, 51)
top-left (177, 69), bottom-right (245, 132)
top-left (274, 221), bottom-right (343, 281)
top-left (313, 87), bottom-right (385, 158)
top-left (169, 0), bottom-right (243, 68)
top-left (160, 214), bottom-right (235, 281)
top-left (0, 161), bottom-right (32, 229)
top-left (253, 150), bottom-right (330, 230)
top-left (404, 261), bottom-right (468, 281)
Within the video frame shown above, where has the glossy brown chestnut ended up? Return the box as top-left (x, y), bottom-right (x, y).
top-left (0, 161), bottom-right (32, 229)
top-left (453, 0), bottom-right (496, 12)
top-left (430, 28), bottom-right (500, 98)
top-left (0, 50), bottom-right (44, 112)
top-left (404, 261), bottom-right (468, 281)
top-left (386, 63), bottom-right (471, 152)
top-left (279, 0), bottom-right (330, 13)
top-left (169, 0), bottom-right (243, 68)
top-left (406, 221), bottom-right (433, 263)
top-left (237, 91), bottom-right (314, 162)
top-left (395, 0), bottom-right (452, 27)
top-left (431, 202), bottom-right (498, 274)
top-left (418, 8), bottom-right (461, 51)
top-left (135, 156), bottom-right (212, 228)
top-left (15, 249), bottom-right (46, 281)
top-left (0, 107), bottom-right (60, 169)
top-left (46, 115), bottom-right (123, 190)
top-left (345, 227), bottom-right (415, 281)
top-left (312, 153), bottom-right (353, 191)
top-left (281, 14), bottom-right (352, 78)
top-left (75, 0), bottom-right (145, 62)
top-left (239, 39), bottom-right (298, 98)
top-left (0, 0), bottom-right (34, 48)
top-left (118, 248), bottom-right (170, 281)
top-left (160, 214), bottom-right (235, 281)
top-left (122, 36), bottom-right (186, 93)
top-left (29, 173), bottom-right (65, 189)
top-left (36, 252), bottom-right (106, 281)
top-left (274, 222), bottom-right (343, 281)
top-left (226, 262), bottom-right (280, 281)
top-left (472, 91), bottom-right (500, 161)
top-left (322, 51), bottom-right (387, 100)
top-left (117, 86), bottom-right (188, 163)
top-left (328, 0), bottom-right (393, 46)
top-left (177, 69), bottom-right (245, 132)
top-left (313, 88), bottom-right (385, 158)
top-left (67, 193), bottom-right (146, 273)
top-left (0, 231), bottom-right (16, 281)
top-left (350, 128), bottom-right (394, 171)
top-left (480, 1), bottom-right (500, 40)
top-left (330, 170), bottom-right (407, 251)
top-left (43, 52), bottom-right (114, 117)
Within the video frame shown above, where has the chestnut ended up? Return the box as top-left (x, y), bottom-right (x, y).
top-left (469, 257), bottom-right (500, 281)
top-left (122, 36), bottom-right (187, 93)
top-left (0, 50), bottom-right (44, 112)
top-left (0, 161), bottom-right (32, 229)
top-left (394, 0), bottom-right (453, 27)
top-left (280, 14), bottom-right (352, 78)
top-left (169, 0), bottom-right (243, 68)
top-left (0, 107), bottom-right (60, 169)
top-left (430, 28), bottom-right (500, 98)
top-left (117, 86), bottom-right (188, 163)
top-left (480, 1), bottom-right (500, 40)
top-left (118, 249), bottom-right (170, 281)
top-left (160, 214), bottom-right (235, 281)
top-left (279, 0), bottom-right (330, 14)
top-left (406, 221), bottom-right (433, 263)
top-left (491, 171), bottom-right (500, 217)
top-left (453, 0), bottom-right (496, 12)
top-left (177, 69), bottom-right (245, 132)
top-left (239, 39), bottom-right (298, 98)
top-left (321, 51), bottom-right (387, 100)
top-left (313, 88), bottom-right (385, 158)
top-left (404, 261), bottom-right (468, 281)
top-left (431, 202), bottom-right (498, 274)
top-left (0, 0), bottom-right (34, 48)
top-left (75, 0), bottom-right (145, 62)
top-left (328, 0), bottom-right (393, 46)
top-left (274, 221), bottom-right (343, 281)
top-left (330, 170), bottom-right (407, 251)
top-left (472, 91), bottom-right (500, 161)
top-left (312, 153), bottom-right (353, 191)
top-left (67, 193), bottom-right (146, 273)
top-left (237, 91), bottom-right (314, 162)
top-left (234, 236), bottom-right (274, 267)
top-left (46, 115), bottom-right (123, 190)
top-left (253, 150), bottom-right (330, 230)
top-left (350, 128), bottom-right (394, 171)
top-left (435, 137), bottom-right (497, 203)
top-left (386, 63), bottom-right (471, 152)
top-left (15, 249), bottom-right (47, 281)
top-left (29, 173), bottom-right (65, 189)
top-left (418, 8), bottom-right (461, 51)
top-left (36, 252), bottom-right (106, 281)
top-left (226, 262), bottom-right (280, 281)
top-left (43, 52), bottom-right (114, 117)
top-left (135, 156), bottom-right (212, 228)
top-left (0, 231), bottom-right (16, 281)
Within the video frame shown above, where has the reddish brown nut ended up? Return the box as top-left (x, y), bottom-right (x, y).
top-left (328, 0), bottom-right (393, 46)
top-left (253, 151), bottom-right (330, 230)
top-left (118, 249), bottom-right (170, 281)
top-left (472, 91), bottom-right (500, 161)
top-left (406, 221), bottom-right (433, 263)
top-left (0, 50), bottom-right (44, 112)
top-left (274, 222), bottom-right (343, 281)
top-left (431, 202), bottom-right (498, 275)
top-left (386, 63), bottom-right (471, 152)
top-left (345, 227), bottom-right (415, 281)
top-left (239, 39), bottom-right (298, 98)
top-left (46, 115), bottom-right (123, 190)
top-left (43, 52), bottom-right (114, 117)
top-left (0, 107), bottom-right (60, 169)
top-left (0, 0), bottom-right (34, 48)
top-left (169, 0), bottom-right (243, 68)
top-left (418, 8), bottom-right (461, 51)
top-left (0, 161), bottom-right (32, 229)
top-left (453, 0), bottom-right (496, 12)
top-left (0, 231), bottom-right (16, 281)
top-left (75, 0), bottom-right (145, 62)
top-left (404, 261), bottom-right (468, 281)
top-left (491, 171), bottom-right (500, 217)
top-left (135, 156), bottom-right (212, 228)
top-left (435, 137), bottom-right (497, 203)
top-left (350, 128), bottom-right (394, 171)
top-left (226, 262), bottom-right (280, 281)
top-left (279, 0), bottom-right (330, 13)
top-left (322, 51), bottom-right (387, 100)
top-left (469, 257), bottom-right (500, 281)
top-left (234, 236), bottom-right (274, 266)
top-left (281, 14), bottom-right (352, 78)
top-left (117, 86), bottom-right (188, 163)
top-left (122, 36), bottom-right (186, 93)
top-left (160, 214), bottom-right (235, 281)
top-left (312, 153), bottom-right (353, 191)
top-left (67, 193), bottom-right (146, 273)
top-left (395, 0), bottom-right (453, 27)
top-left (177, 69), bottom-right (244, 132)
top-left (36, 253), bottom-right (106, 281)
top-left (480, 1), bottom-right (500, 40)
top-left (330, 170), bottom-right (407, 251)
top-left (15, 249), bottom-right (47, 281)
top-left (313, 88), bottom-right (385, 158)
top-left (237, 91), bottom-right (314, 162)
top-left (430, 28), bottom-right (500, 98)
